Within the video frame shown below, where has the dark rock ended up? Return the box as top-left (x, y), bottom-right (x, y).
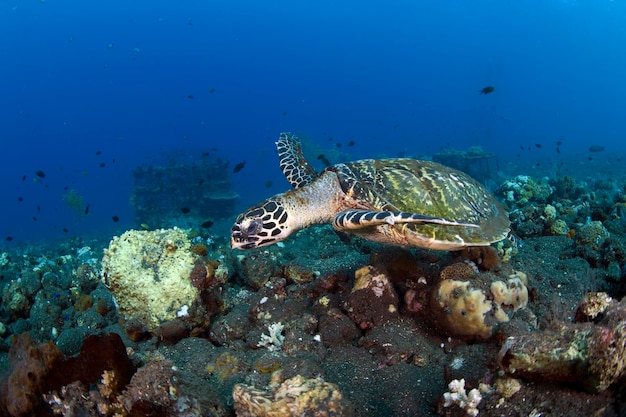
top-left (238, 253), bottom-right (279, 290)
top-left (319, 308), bottom-right (361, 347)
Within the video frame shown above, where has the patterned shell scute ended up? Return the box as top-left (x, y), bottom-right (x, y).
top-left (330, 159), bottom-right (510, 245)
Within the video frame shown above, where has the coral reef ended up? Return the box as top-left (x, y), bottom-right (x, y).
top-left (1, 169), bottom-right (626, 416)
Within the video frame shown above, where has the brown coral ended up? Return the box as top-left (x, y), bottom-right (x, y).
top-left (191, 243), bottom-right (209, 256)
top-left (2, 333), bottom-right (62, 417)
top-left (440, 262), bottom-right (478, 281)
top-left (74, 293), bottom-right (93, 312)
top-left (190, 261), bottom-right (215, 289)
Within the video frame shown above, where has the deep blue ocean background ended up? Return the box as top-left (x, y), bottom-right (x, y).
top-left (1, 0), bottom-right (625, 244)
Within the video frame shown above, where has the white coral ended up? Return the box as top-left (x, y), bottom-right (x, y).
top-left (443, 378), bottom-right (482, 417)
top-left (257, 322), bottom-right (285, 352)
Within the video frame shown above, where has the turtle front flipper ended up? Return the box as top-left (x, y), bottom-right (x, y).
top-left (276, 132), bottom-right (318, 188)
top-left (333, 210), bottom-right (479, 230)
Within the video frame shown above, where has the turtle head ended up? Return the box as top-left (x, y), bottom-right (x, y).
top-left (231, 198), bottom-right (292, 249)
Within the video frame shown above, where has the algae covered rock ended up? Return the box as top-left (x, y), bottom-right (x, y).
top-left (500, 175), bottom-right (554, 206)
top-left (577, 220), bottom-right (610, 251)
top-left (102, 228), bottom-right (198, 331)
top-left (344, 265), bottom-right (399, 330)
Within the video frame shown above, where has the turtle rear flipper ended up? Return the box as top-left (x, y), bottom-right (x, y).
top-left (276, 132), bottom-right (318, 188)
top-left (333, 210), bottom-right (478, 230)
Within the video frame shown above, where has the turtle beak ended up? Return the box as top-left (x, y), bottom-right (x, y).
top-left (230, 228), bottom-right (257, 250)
top-left (230, 238), bottom-right (258, 250)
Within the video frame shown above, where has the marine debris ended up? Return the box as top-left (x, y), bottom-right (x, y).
top-left (432, 146), bottom-right (498, 183)
top-left (131, 154), bottom-right (238, 229)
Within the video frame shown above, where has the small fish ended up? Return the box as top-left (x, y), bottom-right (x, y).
top-left (198, 179), bottom-right (205, 185)
top-left (84, 204), bottom-right (90, 215)
top-left (96, 150), bottom-right (102, 155)
top-left (5, 236), bottom-right (12, 242)
top-left (21, 175), bottom-right (26, 181)
top-left (347, 140), bottom-right (355, 147)
top-left (336, 143), bottom-right (342, 148)
top-left (557, 140), bottom-right (563, 146)
top-left (520, 145), bottom-right (524, 151)
top-left (209, 88), bottom-right (216, 93)
top-left (187, 94), bottom-right (195, 99)
top-left (140, 223), bottom-right (150, 230)
top-left (17, 197), bottom-right (23, 202)
top-left (35, 170), bottom-right (46, 178)
top-left (535, 143), bottom-right (542, 148)
top-left (181, 207), bottom-right (191, 214)
top-left (282, 111), bottom-right (287, 116)
top-left (201, 152), bottom-right (210, 157)
top-left (200, 220), bottom-right (214, 229)
top-left (112, 215), bottom-right (119, 222)
top-left (556, 147), bottom-right (560, 154)
top-left (317, 154), bottom-right (331, 167)
top-left (589, 145), bottom-right (605, 153)
top-left (37, 205), bottom-right (41, 212)
top-left (479, 86), bottom-right (495, 95)
top-left (33, 216), bottom-right (37, 221)
top-left (233, 161), bottom-right (246, 173)
top-left (99, 162), bottom-right (106, 168)
top-left (265, 181), bottom-right (272, 188)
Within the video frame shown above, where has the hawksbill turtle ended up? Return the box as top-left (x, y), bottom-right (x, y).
top-left (231, 132), bottom-right (510, 251)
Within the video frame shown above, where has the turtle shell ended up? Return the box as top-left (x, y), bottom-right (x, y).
top-left (327, 159), bottom-right (510, 247)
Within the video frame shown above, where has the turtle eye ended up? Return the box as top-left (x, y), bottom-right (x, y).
top-left (237, 216), bottom-right (263, 240)
top-left (245, 217), bottom-right (263, 237)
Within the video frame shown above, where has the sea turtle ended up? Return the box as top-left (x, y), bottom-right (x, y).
top-left (231, 132), bottom-right (510, 251)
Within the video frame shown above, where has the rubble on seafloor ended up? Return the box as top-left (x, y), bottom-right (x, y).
top-left (0, 173), bottom-right (625, 416)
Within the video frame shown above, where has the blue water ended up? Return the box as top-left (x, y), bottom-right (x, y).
top-left (1, 0), bottom-right (625, 243)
